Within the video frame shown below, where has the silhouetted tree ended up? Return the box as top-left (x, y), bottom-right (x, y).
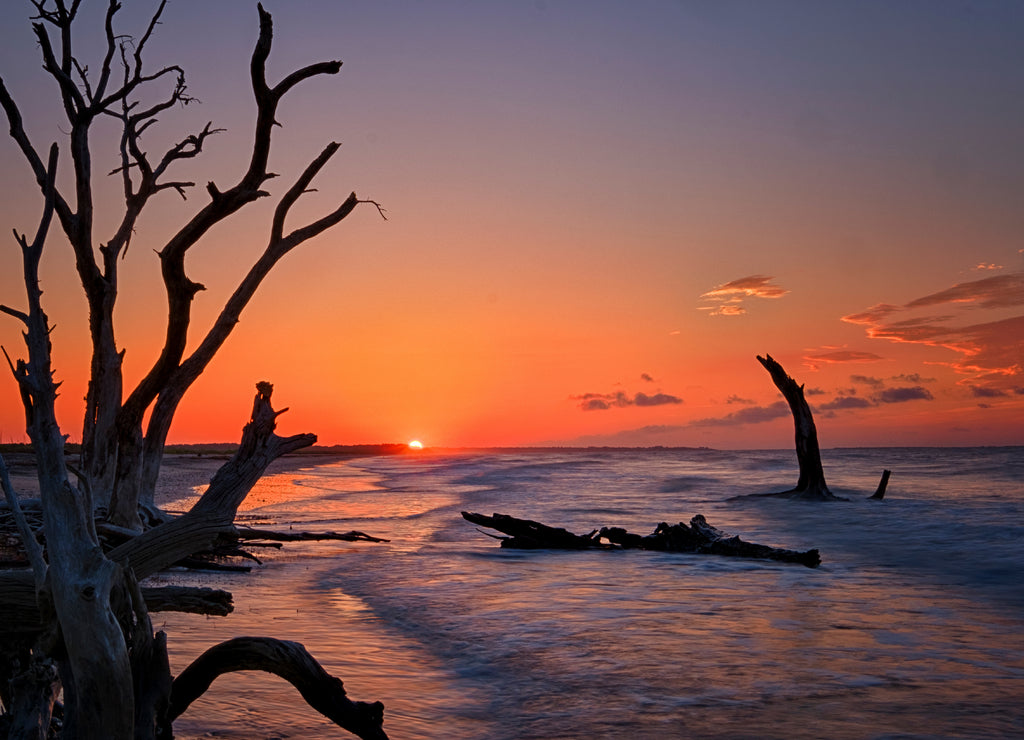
top-left (0, 2), bottom-right (386, 737)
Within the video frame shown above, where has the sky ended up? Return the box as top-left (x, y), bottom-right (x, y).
top-left (1, 0), bottom-right (1022, 449)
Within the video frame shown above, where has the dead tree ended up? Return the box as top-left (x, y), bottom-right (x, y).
top-left (754, 354), bottom-right (841, 500)
top-left (743, 355), bottom-right (891, 501)
top-left (0, 3), bottom-right (387, 738)
top-left (0, 0), bottom-right (381, 529)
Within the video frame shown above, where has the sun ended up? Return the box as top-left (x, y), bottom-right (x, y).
top-left (407, 440), bottom-right (424, 450)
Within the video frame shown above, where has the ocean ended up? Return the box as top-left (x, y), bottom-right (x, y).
top-left (156, 447), bottom-right (1024, 739)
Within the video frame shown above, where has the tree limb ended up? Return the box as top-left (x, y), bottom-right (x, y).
top-left (108, 383), bottom-right (315, 579)
top-left (168, 636), bottom-right (388, 740)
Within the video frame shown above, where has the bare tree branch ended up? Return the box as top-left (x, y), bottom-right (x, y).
top-left (91, 0), bottom-right (120, 103)
top-left (169, 637), bottom-right (388, 740)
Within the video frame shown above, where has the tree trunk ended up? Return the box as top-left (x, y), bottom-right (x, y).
top-left (755, 354), bottom-right (842, 500)
top-left (108, 383), bottom-right (315, 580)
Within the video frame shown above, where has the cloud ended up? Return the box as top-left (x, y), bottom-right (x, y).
top-left (573, 389), bottom-right (682, 411)
top-left (701, 304), bottom-right (747, 317)
top-left (842, 303), bottom-right (902, 325)
top-left (803, 349), bottom-right (885, 370)
top-left (850, 374), bottom-right (884, 387)
top-left (688, 401), bottom-right (790, 427)
top-left (562, 424), bottom-right (690, 447)
top-left (843, 272), bottom-right (1024, 391)
top-left (904, 273), bottom-right (1024, 311)
top-left (876, 386), bottom-right (934, 403)
top-left (698, 275), bottom-right (788, 317)
top-left (892, 372), bottom-right (934, 384)
top-left (818, 396), bottom-right (874, 411)
top-left (969, 386), bottom-right (1008, 398)
top-left (974, 263), bottom-right (1003, 271)
top-left (725, 394), bottom-right (755, 405)
top-left (634, 392), bottom-right (684, 407)
top-left (640, 373), bottom-right (654, 383)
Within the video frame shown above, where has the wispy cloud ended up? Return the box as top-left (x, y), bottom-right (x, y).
top-left (803, 349), bottom-right (885, 370)
top-left (843, 272), bottom-right (1024, 395)
top-left (698, 275), bottom-right (788, 317)
top-left (903, 273), bottom-right (1024, 311)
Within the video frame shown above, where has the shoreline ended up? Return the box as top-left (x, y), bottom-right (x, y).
top-left (1, 450), bottom-right (360, 507)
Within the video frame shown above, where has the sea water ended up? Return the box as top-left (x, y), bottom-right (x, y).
top-left (158, 447), bottom-right (1024, 739)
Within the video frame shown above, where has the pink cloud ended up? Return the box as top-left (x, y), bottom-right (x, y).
top-left (842, 272), bottom-right (1024, 394)
top-left (702, 304), bottom-right (746, 317)
top-left (904, 273), bottom-right (1024, 310)
top-left (699, 275), bottom-right (788, 317)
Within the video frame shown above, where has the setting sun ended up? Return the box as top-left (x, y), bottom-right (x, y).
top-left (407, 440), bottom-right (424, 450)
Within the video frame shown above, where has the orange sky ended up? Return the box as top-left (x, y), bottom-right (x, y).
top-left (1, 1), bottom-right (1022, 449)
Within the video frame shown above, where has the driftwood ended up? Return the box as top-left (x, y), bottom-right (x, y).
top-left (755, 354), bottom-right (841, 500)
top-left (0, 386), bottom-right (389, 736)
top-left (462, 511), bottom-right (821, 568)
top-left (0, 578), bottom-right (234, 638)
top-left (733, 355), bottom-right (891, 501)
top-left (236, 527), bottom-right (390, 544)
top-left (168, 637), bottom-right (388, 740)
top-left (870, 469), bottom-right (891, 500)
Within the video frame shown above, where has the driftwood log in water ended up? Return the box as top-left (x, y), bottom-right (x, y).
top-left (462, 511), bottom-right (821, 568)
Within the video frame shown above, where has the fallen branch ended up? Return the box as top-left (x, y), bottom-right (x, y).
top-left (168, 636), bottom-right (388, 740)
top-left (235, 527), bottom-right (390, 543)
top-left (0, 574), bottom-right (235, 635)
top-left (142, 586), bottom-right (233, 616)
top-left (462, 511), bottom-right (821, 568)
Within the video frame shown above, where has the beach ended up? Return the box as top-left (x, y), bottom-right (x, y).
top-left (2, 449), bottom-right (355, 508)
top-left (5, 447), bottom-right (1023, 738)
